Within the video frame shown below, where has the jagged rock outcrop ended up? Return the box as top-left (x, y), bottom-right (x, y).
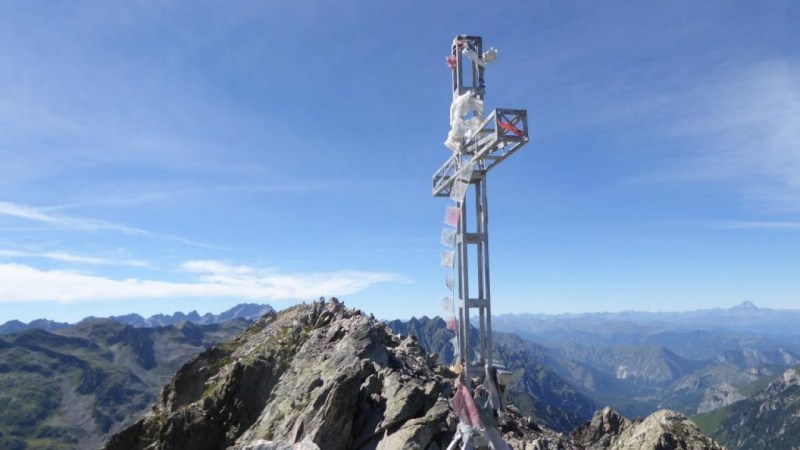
top-left (696, 383), bottom-right (744, 414)
top-left (572, 407), bottom-right (631, 449)
top-left (610, 410), bottom-right (724, 450)
top-left (573, 408), bottom-right (724, 450)
top-left (105, 300), bottom-right (460, 450)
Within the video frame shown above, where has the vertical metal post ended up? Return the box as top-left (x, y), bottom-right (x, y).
top-left (459, 193), bottom-right (470, 372)
top-left (475, 175), bottom-right (486, 367)
top-left (481, 174), bottom-right (492, 367)
top-left (457, 169), bottom-right (495, 379)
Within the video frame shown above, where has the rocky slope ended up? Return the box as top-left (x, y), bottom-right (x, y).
top-left (0, 319), bottom-right (249, 449)
top-left (695, 383), bottom-right (745, 414)
top-left (694, 366), bottom-right (800, 449)
top-left (573, 407), bottom-right (724, 450)
top-left (106, 300), bottom-right (454, 449)
top-left (106, 300), bottom-right (724, 450)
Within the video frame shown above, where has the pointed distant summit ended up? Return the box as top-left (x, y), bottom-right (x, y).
top-left (731, 300), bottom-right (759, 312)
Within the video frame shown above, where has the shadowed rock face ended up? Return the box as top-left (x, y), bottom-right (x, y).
top-left (104, 300), bottom-right (460, 450)
top-left (572, 407), bottom-right (632, 449)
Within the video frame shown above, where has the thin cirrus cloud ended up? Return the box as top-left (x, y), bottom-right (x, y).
top-left (0, 249), bottom-right (151, 268)
top-left (708, 221), bottom-right (800, 230)
top-left (0, 260), bottom-right (407, 304)
top-left (0, 200), bottom-right (222, 249)
top-left (653, 62), bottom-right (800, 211)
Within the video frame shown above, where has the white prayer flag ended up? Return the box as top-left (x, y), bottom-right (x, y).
top-left (458, 162), bottom-right (474, 184)
top-left (441, 296), bottom-right (452, 312)
top-left (441, 227), bottom-right (457, 247)
top-left (449, 179), bottom-right (468, 203)
top-left (441, 250), bottom-right (455, 268)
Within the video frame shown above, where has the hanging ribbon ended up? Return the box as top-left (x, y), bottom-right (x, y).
top-left (498, 120), bottom-right (523, 137)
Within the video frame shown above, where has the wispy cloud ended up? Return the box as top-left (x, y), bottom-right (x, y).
top-left (650, 62), bottom-right (800, 212)
top-left (0, 249), bottom-right (151, 268)
top-left (0, 260), bottom-right (406, 303)
top-left (0, 200), bottom-right (148, 234)
top-left (707, 221), bottom-right (800, 230)
top-left (44, 180), bottom-right (353, 211)
top-left (0, 200), bottom-right (223, 249)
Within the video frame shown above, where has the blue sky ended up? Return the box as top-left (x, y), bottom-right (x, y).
top-left (1, 1), bottom-right (798, 323)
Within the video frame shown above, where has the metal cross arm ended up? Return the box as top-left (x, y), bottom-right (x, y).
top-left (432, 108), bottom-right (529, 197)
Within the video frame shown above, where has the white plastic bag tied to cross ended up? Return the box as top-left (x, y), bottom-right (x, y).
top-left (482, 47), bottom-right (498, 64)
top-left (462, 117), bottom-right (483, 140)
top-left (450, 91), bottom-right (485, 123)
top-left (445, 91), bottom-right (485, 152)
top-left (462, 47), bottom-right (485, 67)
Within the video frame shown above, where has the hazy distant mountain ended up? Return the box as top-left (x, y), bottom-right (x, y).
top-left (493, 301), bottom-right (800, 339)
top-left (0, 318), bottom-right (69, 335)
top-left (487, 302), bottom-right (800, 419)
top-left (0, 318), bottom-right (251, 449)
top-left (551, 343), bottom-right (705, 384)
top-left (694, 366), bottom-right (800, 449)
top-left (0, 303), bottom-right (274, 335)
top-left (107, 302), bottom-right (274, 327)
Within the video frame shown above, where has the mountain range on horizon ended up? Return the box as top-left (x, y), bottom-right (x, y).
top-left (491, 300), bottom-right (799, 320)
top-left (2, 298), bottom-right (799, 448)
top-left (0, 303), bottom-right (275, 335)
top-left (1, 300), bottom-right (793, 336)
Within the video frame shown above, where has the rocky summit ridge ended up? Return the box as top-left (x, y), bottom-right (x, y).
top-left (573, 407), bottom-right (724, 450)
top-left (106, 299), bottom-right (724, 450)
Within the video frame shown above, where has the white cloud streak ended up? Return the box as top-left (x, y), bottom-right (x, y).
top-left (708, 221), bottom-right (800, 230)
top-left (0, 260), bottom-right (406, 303)
top-left (0, 200), bottom-right (222, 249)
top-left (0, 200), bottom-right (147, 234)
top-left (0, 249), bottom-right (151, 268)
top-left (655, 62), bottom-right (800, 212)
